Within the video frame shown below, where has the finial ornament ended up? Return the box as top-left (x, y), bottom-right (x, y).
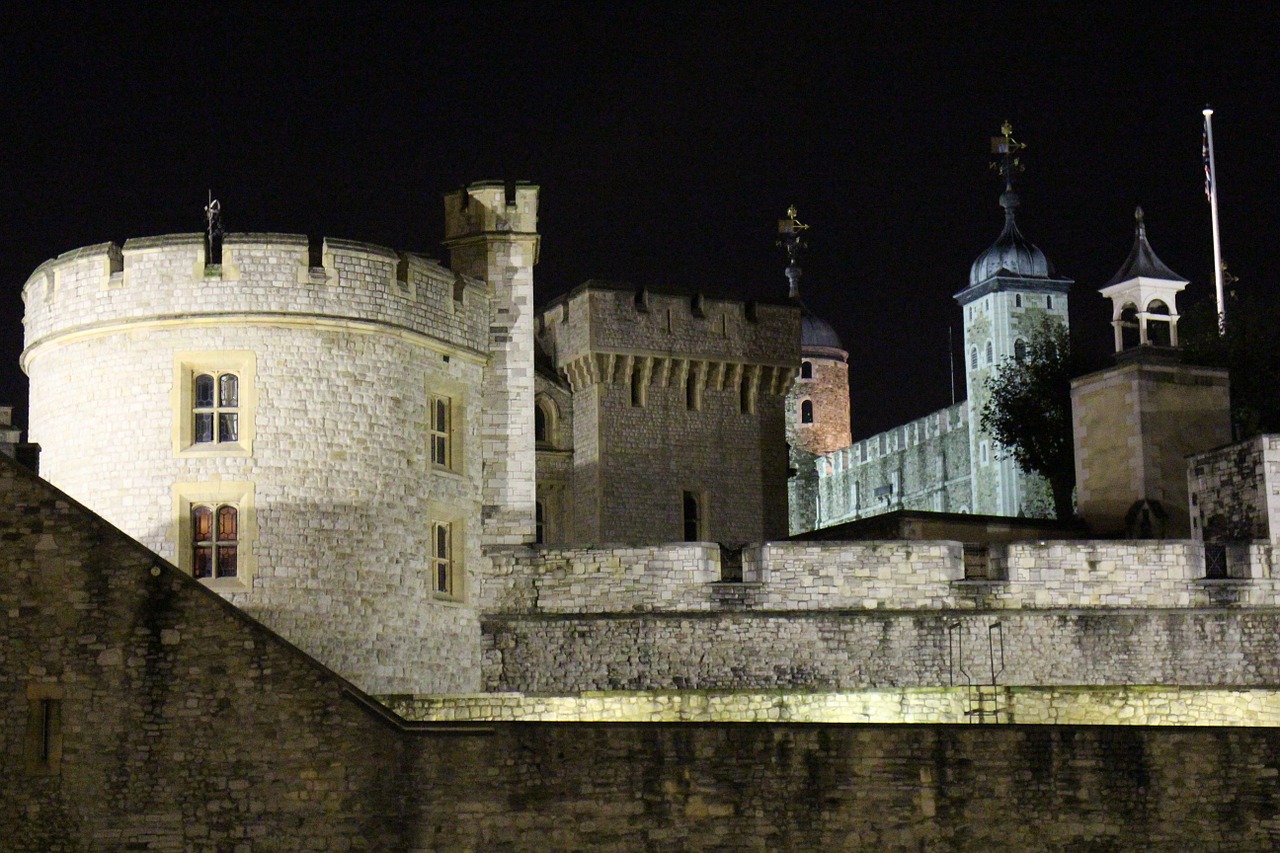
top-left (204, 190), bottom-right (223, 242)
top-left (989, 121), bottom-right (1026, 188)
top-left (1135, 205), bottom-right (1146, 237)
top-left (777, 205), bottom-right (809, 299)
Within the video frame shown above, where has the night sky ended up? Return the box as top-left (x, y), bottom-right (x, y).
top-left (3, 5), bottom-right (1277, 439)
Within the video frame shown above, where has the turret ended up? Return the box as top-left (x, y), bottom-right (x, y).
top-left (443, 181), bottom-right (541, 546)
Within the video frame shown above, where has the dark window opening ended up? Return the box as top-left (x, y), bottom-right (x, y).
top-left (801, 399), bottom-right (814, 424)
top-left (800, 360), bottom-right (812, 379)
top-left (683, 491), bottom-right (702, 542)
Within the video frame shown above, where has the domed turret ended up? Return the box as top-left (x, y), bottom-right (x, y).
top-left (968, 188), bottom-right (1057, 287)
top-left (801, 308), bottom-right (843, 352)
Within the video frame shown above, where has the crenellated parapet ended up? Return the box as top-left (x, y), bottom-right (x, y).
top-left (22, 232), bottom-right (488, 370)
top-left (537, 283), bottom-right (800, 395)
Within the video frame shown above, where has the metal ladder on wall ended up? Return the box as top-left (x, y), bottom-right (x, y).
top-left (948, 620), bottom-right (1006, 723)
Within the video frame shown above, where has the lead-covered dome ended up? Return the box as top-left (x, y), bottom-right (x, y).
top-left (801, 308), bottom-right (843, 350)
top-left (968, 189), bottom-right (1056, 287)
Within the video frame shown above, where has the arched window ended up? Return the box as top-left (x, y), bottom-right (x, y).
top-left (985, 341), bottom-right (993, 365)
top-left (1147, 299), bottom-right (1172, 347)
top-left (192, 504), bottom-right (238, 579)
top-left (193, 372), bottom-right (239, 444)
top-left (800, 399), bottom-right (814, 424)
top-left (1014, 293), bottom-right (1022, 308)
top-left (1014, 339), bottom-right (1026, 361)
top-left (970, 348), bottom-right (978, 370)
top-left (800, 360), bottom-right (813, 379)
top-left (535, 396), bottom-right (558, 446)
top-left (1120, 303), bottom-right (1140, 349)
top-left (683, 491), bottom-right (703, 541)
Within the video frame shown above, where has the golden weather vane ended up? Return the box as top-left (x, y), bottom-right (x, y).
top-left (777, 205), bottom-right (810, 298)
top-left (990, 120), bottom-right (1026, 184)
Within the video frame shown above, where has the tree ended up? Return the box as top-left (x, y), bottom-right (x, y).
top-left (979, 319), bottom-right (1078, 520)
top-left (1179, 289), bottom-right (1280, 440)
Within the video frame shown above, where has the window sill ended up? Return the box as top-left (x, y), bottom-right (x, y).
top-left (430, 465), bottom-right (465, 481)
top-left (200, 577), bottom-right (251, 593)
top-left (179, 442), bottom-right (252, 459)
top-left (431, 592), bottom-right (467, 607)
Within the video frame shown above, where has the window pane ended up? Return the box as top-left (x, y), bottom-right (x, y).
top-left (436, 563), bottom-right (449, 594)
top-left (219, 413), bottom-right (238, 442)
top-left (217, 506), bottom-right (238, 540)
top-left (219, 374), bottom-right (239, 407)
top-left (192, 506), bottom-right (213, 542)
top-left (435, 398), bottom-right (448, 432)
top-left (432, 435), bottom-right (446, 467)
top-left (194, 374), bottom-right (215, 408)
top-left (193, 546), bottom-right (212, 579)
top-left (436, 524), bottom-right (449, 559)
top-left (217, 546), bottom-right (237, 578)
top-left (194, 413), bottom-right (214, 444)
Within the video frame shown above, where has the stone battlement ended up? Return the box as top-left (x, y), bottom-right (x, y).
top-left (537, 283), bottom-right (800, 392)
top-left (22, 232), bottom-right (488, 369)
top-left (482, 538), bottom-right (1279, 615)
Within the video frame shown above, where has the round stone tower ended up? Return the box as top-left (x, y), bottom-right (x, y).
top-left (21, 187), bottom-right (538, 694)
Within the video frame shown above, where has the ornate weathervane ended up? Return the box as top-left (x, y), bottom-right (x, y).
top-left (777, 205), bottom-right (810, 298)
top-left (990, 120), bottom-right (1026, 188)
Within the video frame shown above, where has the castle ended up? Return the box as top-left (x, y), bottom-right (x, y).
top-left (6, 167), bottom-right (1280, 850)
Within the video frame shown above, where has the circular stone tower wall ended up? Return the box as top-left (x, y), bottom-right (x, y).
top-left (22, 232), bottom-right (488, 694)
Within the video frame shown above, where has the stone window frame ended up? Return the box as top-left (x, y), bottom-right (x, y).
top-left (190, 503), bottom-right (240, 581)
top-left (985, 340), bottom-right (993, 365)
top-left (800, 399), bottom-right (814, 424)
top-left (428, 503), bottom-right (467, 601)
top-left (427, 375), bottom-right (467, 475)
top-left (800, 360), bottom-right (813, 380)
top-left (173, 351), bottom-right (257, 457)
top-left (172, 480), bottom-right (256, 592)
top-left (535, 393), bottom-right (560, 448)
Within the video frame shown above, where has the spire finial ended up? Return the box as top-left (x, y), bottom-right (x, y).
top-left (990, 121), bottom-right (1026, 190)
top-left (777, 205), bottom-right (810, 299)
top-left (1134, 205), bottom-right (1146, 238)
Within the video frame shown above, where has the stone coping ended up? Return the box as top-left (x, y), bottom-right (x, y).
top-left (378, 686), bottom-right (1280, 727)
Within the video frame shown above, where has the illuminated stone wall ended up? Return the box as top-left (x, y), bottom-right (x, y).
top-left (536, 285), bottom-right (799, 543)
top-left (21, 232), bottom-right (490, 694)
top-left (1190, 434), bottom-right (1280, 543)
top-left (814, 402), bottom-right (973, 525)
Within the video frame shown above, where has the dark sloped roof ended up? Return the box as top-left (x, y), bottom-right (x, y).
top-left (1105, 207), bottom-right (1187, 286)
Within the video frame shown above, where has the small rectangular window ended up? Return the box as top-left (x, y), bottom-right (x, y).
top-left (25, 691), bottom-right (62, 774)
top-left (191, 504), bottom-right (238, 579)
top-left (430, 395), bottom-right (451, 468)
top-left (683, 491), bottom-right (703, 541)
top-left (432, 520), bottom-right (455, 596)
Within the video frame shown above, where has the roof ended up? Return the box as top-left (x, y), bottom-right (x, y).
top-left (968, 189), bottom-right (1057, 287)
top-left (1104, 207), bottom-right (1187, 286)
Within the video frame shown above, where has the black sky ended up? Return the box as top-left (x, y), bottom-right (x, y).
top-left (3, 4), bottom-right (1278, 438)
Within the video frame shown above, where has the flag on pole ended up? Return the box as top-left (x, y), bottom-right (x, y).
top-left (1203, 127), bottom-right (1212, 200)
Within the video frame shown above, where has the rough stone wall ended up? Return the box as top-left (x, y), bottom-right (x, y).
top-left (0, 457), bottom-right (406, 851)
top-left (22, 233), bottom-right (488, 694)
top-left (407, 723), bottom-right (1280, 852)
top-left (536, 286), bottom-right (798, 544)
top-left (483, 608), bottom-right (1280, 693)
top-left (1190, 435), bottom-right (1280, 543)
top-left (1073, 358), bottom-right (1232, 537)
top-left (535, 372), bottom-right (575, 545)
top-left (815, 402), bottom-right (971, 526)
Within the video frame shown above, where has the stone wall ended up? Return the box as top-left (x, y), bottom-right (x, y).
top-left (405, 723), bottom-right (1280, 852)
top-left (1191, 434), bottom-right (1280, 543)
top-left (0, 455), bottom-right (406, 851)
top-left (536, 285), bottom-right (799, 543)
top-left (22, 233), bottom-right (489, 694)
top-left (482, 608), bottom-right (1280, 692)
top-left (815, 402), bottom-right (972, 525)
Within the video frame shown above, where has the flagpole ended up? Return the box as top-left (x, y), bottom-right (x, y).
top-left (1203, 107), bottom-right (1225, 332)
